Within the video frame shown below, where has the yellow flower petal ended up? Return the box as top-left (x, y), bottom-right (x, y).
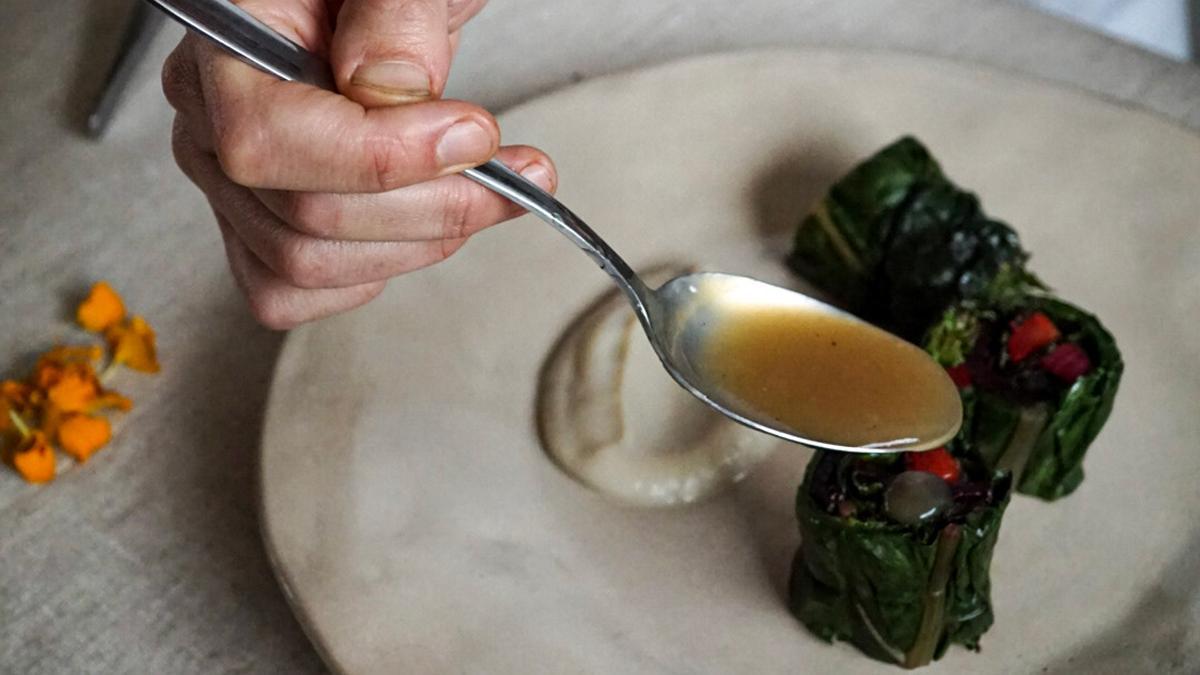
top-left (77, 281), bottom-right (126, 332)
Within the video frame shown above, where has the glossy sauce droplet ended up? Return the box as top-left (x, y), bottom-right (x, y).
top-left (696, 303), bottom-right (962, 450)
top-left (884, 470), bottom-right (953, 526)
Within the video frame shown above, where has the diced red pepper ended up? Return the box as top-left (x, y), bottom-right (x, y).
top-left (904, 447), bottom-right (960, 483)
top-left (945, 364), bottom-right (972, 388)
top-left (1007, 312), bottom-right (1061, 363)
top-left (1040, 342), bottom-right (1092, 382)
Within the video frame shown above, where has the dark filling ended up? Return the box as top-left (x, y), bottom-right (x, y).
top-left (808, 451), bottom-right (1008, 532)
top-left (963, 313), bottom-right (1093, 405)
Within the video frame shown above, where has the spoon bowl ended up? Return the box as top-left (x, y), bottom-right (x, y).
top-left (649, 273), bottom-right (962, 451)
top-left (147, 0), bottom-right (963, 452)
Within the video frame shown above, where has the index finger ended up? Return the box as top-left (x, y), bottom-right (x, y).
top-left (192, 35), bottom-right (500, 193)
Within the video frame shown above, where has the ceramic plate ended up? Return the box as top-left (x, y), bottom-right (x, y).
top-left (260, 50), bottom-right (1200, 674)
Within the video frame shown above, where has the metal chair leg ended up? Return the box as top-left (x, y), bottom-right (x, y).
top-left (87, 1), bottom-right (166, 138)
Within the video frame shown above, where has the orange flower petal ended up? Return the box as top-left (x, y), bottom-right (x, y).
top-left (77, 281), bottom-right (126, 332)
top-left (88, 391), bottom-right (133, 413)
top-left (57, 414), bottom-right (111, 462)
top-left (32, 361), bottom-right (63, 390)
top-left (46, 366), bottom-right (99, 413)
top-left (12, 431), bottom-right (55, 483)
top-left (106, 316), bottom-right (160, 373)
top-left (40, 345), bottom-right (103, 365)
top-left (0, 381), bottom-right (32, 433)
top-left (1, 380), bottom-right (31, 405)
top-left (31, 346), bottom-right (102, 390)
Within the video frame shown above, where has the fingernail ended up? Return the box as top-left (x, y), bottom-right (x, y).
top-left (437, 120), bottom-right (494, 170)
top-left (350, 61), bottom-right (431, 101)
top-left (520, 161), bottom-right (555, 192)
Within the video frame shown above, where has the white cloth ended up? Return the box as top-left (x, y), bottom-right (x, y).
top-left (1025, 0), bottom-right (1192, 59)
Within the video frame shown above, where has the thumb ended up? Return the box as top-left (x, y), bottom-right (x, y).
top-left (330, 0), bottom-right (452, 108)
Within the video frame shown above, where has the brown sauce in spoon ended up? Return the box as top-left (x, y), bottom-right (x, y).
top-left (698, 304), bottom-right (962, 449)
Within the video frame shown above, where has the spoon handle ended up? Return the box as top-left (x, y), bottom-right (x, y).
top-left (143, 0), bottom-right (649, 306)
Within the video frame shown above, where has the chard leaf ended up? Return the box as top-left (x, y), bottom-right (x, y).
top-left (787, 136), bottom-right (1033, 341)
top-left (924, 306), bottom-right (980, 367)
top-left (789, 452), bottom-right (1012, 666)
top-left (1013, 297), bottom-right (1123, 498)
top-left (787, 137), bottom-right (943, 310)
top-left (932, 294), bottom-right (1123, 500)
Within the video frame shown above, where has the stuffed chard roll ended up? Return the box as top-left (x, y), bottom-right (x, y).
top-left (787, 136), bottom-right (1029, 341)
top-left (789, 449), bottom-right (1011, 668)
top-left (924, 287), bottom-right (1123, 500)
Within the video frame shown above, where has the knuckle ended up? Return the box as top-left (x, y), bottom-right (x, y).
top-left (276, 237), bottom-right (332, 289)
top-left (169, 119), bottom-right (190, 169)
top-left (245, 290), bottom-right (300, 331)
top-left (448, 0), bottom-right (486, 19)
top-left (160, 48), bottom-right (194, 111)
top-left (213, 114), bottom-right (267, 186)
top-left (438, 237), bottom-right (467, 264)
top-left (170, 119), bottom-right (199, 181)
top-left (283, 192), bottom-right (343, 239)
top-left (439, 184), bottom-right (475, 242)
top-left (369, 136), bottom-right (417, 192)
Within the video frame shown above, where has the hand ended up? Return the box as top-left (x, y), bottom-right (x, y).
top-left (162, 0), bottom-right (556, 329)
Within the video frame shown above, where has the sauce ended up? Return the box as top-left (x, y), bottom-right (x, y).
top-left (697, 304), bottom-right (961, 449)
top-left (537, 266), bottom-right (779, 507)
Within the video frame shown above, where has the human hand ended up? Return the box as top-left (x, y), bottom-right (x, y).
top-left (162, 0), bottom-right (556, 328)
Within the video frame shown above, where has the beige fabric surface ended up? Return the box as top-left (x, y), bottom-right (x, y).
top-left (1, 1), bottom-right (1197, 673)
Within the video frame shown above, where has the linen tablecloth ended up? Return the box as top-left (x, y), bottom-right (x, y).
top-left (2, 0), bottom-right (1197, 672)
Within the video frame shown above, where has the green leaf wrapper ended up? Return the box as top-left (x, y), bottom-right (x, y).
top-left (789, 451), bottom-right (1012, 668)
top-left (924, 292), bottom-right (1123, 500)
top-left (787, 136), bottom-right (1031, 340)
top-left (788, 137), bottom-right (1122, 500)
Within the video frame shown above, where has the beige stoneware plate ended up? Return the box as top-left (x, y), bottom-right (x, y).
top-left (260, 50), bottom-right (1200, 674)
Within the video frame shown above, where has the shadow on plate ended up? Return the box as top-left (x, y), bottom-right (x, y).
top-left (1041, 526), bottom-right (1200, 673)
top-left (730, 445), bottom-right (813, 600)
top-left (746, 143), bottom-right (851, 241)
top-left (746, 142), bottom-right (855, 305)
top-left (159, 285), bottom-right (329, 674)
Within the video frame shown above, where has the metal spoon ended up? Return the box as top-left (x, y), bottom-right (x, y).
top-left (145, 0), bottom-right (961, 452)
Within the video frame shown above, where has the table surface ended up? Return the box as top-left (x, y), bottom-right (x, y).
top-left (1, 1), bottom-right (1197, 673)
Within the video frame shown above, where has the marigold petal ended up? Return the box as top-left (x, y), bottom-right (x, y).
top-left (41, 345), bottom-right (103, 365)
top-left (77, 281), bottom-right (126, 332)
top-left (106, 316), bottom-right (160, 373)
top-left (12, 431), bottom-right (55, 483)
top-left (1, 380), bottom-right (31, 404)
top-left (31, 346), bottom-right (102, 390)
top-left (0, 381), bottom-right (32, 433)
top-left (88, 391), bottom-right (132, 413)
top-left (57, 414), bottom-right (111, 462)
top-left (32, 361), bottom-right (64, 390)
top-left (45, 366), bottom-right (99, 413)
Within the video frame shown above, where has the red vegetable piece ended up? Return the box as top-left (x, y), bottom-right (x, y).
top-left (1007, 311), bottom-right (1061, 363)
top-left (1040, 342), bottom-right (1092, 382)
top-left (904, 447), bottom-right (960, 483)
top-left (945, 364), bottom-right (971, 388)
